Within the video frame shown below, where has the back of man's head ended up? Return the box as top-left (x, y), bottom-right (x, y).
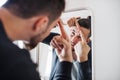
top-left (3, 0), bottom-right (65, 23)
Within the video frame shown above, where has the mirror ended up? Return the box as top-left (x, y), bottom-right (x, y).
top-left (37, 9), bottom-right (93, 80)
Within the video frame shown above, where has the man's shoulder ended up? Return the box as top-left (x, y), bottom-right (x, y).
top-left (0, 41), bottom-right (39, 80)
top-left (0, 40), bottom-right (27, 53)
top-left (0, 40), bottom-right (35, 71)
top-left (0, 40), bottom-right (30, 62)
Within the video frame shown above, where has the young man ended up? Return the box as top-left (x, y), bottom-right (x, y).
top-left (0, 0), bottom-right (74, 80)
top-left (42, 17), bottom-right (92, 80)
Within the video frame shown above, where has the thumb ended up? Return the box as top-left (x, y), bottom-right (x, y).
top-left (56, 36), bottom-right (71, 49)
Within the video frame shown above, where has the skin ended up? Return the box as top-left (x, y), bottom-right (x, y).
top-left (70, 26), bottom-right (90, 46)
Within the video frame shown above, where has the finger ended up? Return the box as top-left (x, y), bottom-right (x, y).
top-left (59, 37), bottom-right (71, 49)
top-left (58, 19), bottom-right (69, 41)
top-left (79, 29), bottom-right (86, 42)
top-left (74, 19), bottom-right (80, 30)
top-left (54, 37), bottom-right (63, 50)
top-left (67, 17), bottom-right (80, 28)
top-left (74, 19), bottom-right (86, 42)
top-left (67, 18), bottom-right (74, 27)
top-left (50, 40), bottom-right (56, 48)
top-left (50, 37), bottom-right (62, 50)
top-left (52, 36), bottom-right (68, 48)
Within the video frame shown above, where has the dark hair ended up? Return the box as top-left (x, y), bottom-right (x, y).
top-left (3, 0), bottom-right (65, 24)
top-left (78, 18), bottom-right (91, 29)
top-left (78, 17), bottom-right (91, 37)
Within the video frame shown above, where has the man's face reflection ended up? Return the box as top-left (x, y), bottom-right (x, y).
top-left (70, 26), bottom-right (90, 46)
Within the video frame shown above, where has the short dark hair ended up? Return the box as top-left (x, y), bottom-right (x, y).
top-left (78, 19), bottom-right (91, 29)
top-left (78, 17), bottom-right (91, 37)
top-left (3, 0), bottom-right (65, 23)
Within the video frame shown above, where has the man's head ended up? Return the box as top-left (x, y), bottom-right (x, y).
top-left (69, 18), bottom-right (91, 46)
top-left (3, 0), bottom-right (65, 24)
top-left (2, 0), bottom-right (65, 48)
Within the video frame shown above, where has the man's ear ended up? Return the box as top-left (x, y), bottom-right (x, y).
top-left (33, 16), bottom-right (49, 32)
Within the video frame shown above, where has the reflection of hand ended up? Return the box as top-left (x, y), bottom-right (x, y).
top-left (67, 17), bottom-right (76, 27)
top-left (74, 20), bottom-right (90, 62)
top-left (50, 36), bottom-right (73, 62)
top-left (74, 41), bottom-right (90, 62)
top-left (67, 17), bottom-right (80, 27)
top-left (50, 19), bottom-right (73, 62)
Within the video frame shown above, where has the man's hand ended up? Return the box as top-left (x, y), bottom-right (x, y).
top-left (50, 19), bottom-right (73, 62)
top-left (67, 17), bottom-right (80, 27)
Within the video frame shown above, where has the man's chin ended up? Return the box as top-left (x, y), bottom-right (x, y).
top-left (25, 38), bottom-right (40, 50)
top-left (24, 42), bottom-right (38, 50)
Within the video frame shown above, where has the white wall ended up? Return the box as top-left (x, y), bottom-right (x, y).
top-left (66, 0), bottom-right (120, 80)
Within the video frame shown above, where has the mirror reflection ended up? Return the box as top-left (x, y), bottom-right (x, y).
top-left (37, 9), bottom-right (92, 80)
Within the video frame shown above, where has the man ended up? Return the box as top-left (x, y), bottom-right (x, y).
top-left (0, 0), bottom-right (74, 80)
top-left (42, 17), bottom-right (92, 80)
